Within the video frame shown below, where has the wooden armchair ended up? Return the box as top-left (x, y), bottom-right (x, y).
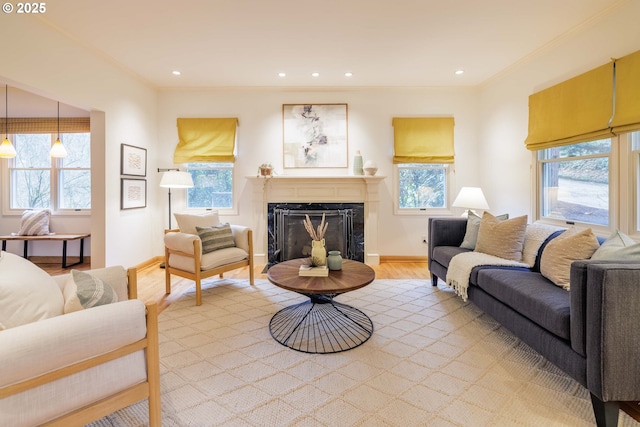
top-left (164, 225), bottom-right (254, 306)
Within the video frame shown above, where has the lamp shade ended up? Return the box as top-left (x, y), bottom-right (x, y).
top-left (160, 170), bottom-right (194, 188)
top-left (452, 187), bottom-right (489, 210)
top-left (0, 137), bottom-right (16, 158)
top-left (50, 138), bottom-right (68, 158)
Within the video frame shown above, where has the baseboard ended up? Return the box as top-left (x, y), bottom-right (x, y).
top-left (379, 256), bottom-right (428, 263)
top-left (136, 256), bottom-right (164, 271)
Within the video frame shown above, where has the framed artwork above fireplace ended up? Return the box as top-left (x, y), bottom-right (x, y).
top-left (282, 103), bottom-right (348, 168)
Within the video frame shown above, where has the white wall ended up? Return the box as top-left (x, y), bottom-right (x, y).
top-left (157, 87), bottom-right (480, 258)
top-left (478, 0), bottom-right (640, 220)
top-left (0, 14), bottom-right (158, 267)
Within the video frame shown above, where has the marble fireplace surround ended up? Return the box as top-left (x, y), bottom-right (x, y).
top-left (248, 176), bottom-right (384, 265)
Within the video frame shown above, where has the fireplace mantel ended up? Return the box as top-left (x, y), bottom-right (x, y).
top-left (247, 175), bottom-right (385, 264)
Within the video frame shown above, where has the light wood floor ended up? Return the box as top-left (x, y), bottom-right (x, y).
top-left (40, 260), bottom-right (431, 313)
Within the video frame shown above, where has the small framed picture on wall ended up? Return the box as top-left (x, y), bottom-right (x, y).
top-left (121, 178), bottom-right (147, 210)
top-left (121, 144), bottom-right (147, 177)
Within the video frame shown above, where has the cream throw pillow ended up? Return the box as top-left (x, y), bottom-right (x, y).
top-left (475, 212), bottom-right (528, 262)
top-left (174, 211), bottom-right (220, 235)
top-left (540, 228), bottom-right (600, 289)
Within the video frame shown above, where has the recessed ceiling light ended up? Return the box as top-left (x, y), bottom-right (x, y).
top-left (344, 72), bottom-right (353, 77)
top-left (278, 72), bottom-right (286, 77)
top-left (455, 69), bottom-right (464, 75)
top-left (311, 72), bottom-right (320, 77)
top-left (172, 70), bottom-right (181, 76)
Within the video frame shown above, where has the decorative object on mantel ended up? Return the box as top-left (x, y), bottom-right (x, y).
top-left (303, 213), bottom-right (328, 266)
top-left (353, 150), bottom-right (364, 175)
top-left (363, 160), bottom-right (378, 176)
top-left (258, 163), bottom-right (273, 177)
top-left (327, 250), bottom-right (343, 270)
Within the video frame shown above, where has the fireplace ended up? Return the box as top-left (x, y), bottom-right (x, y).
top-left (268, 203), bottom-right (364, 266)
top-left (248, 175), bottom-right (384, 265)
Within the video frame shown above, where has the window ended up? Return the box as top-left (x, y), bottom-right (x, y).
top-left (185, 163), bottom-right (233, 209)
top-left (7, 133), bottom-right (91, 212)
top-left (397, 163), bottom-right (449, 211)
top-left (536, 130), bottom-right (640, 234)
top-left (538, 139), bottom-right (611, 226)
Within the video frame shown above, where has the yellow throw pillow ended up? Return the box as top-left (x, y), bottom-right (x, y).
top-left (540, 228), bottom-right (600, 289)
top-left (475, 212), bottom-right (528, 262)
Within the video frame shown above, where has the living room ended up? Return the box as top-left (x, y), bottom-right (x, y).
top-left (1, 1), bottom-right (640, 426)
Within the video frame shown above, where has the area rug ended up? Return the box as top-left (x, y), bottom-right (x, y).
top-left (88, 279), bottom-right (637, 426)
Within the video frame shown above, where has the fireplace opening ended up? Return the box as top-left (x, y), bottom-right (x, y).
top-left (268, 203), bottom-right (364, 267)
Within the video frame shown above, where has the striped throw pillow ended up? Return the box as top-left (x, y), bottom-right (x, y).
top-left (18, 209), bottom-right (52, 236)
top-left (196, 223), bottom-right (236, 254)
top-left (71, 270), bottom-right (119, 309)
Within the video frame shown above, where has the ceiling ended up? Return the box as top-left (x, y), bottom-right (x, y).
top-left (40, 0), bottom-right (623, 89)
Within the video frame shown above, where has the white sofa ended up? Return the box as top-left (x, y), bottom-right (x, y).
top-left (0, 252), bottom-right (160, 427)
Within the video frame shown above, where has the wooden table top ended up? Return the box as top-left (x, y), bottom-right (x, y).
top-left (267, 258), bottom-right (375, 295)
top-left (0, 233), bottom-right (90, 241)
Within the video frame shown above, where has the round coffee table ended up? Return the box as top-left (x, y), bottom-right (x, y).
top-left (267, 258), bottom-right (375, 354)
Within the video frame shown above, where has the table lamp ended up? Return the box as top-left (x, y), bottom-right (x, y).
top-left (452, 187), bottom-right (489, 217)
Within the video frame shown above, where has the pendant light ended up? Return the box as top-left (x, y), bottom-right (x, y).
top-left (50, 101), bottom-right (67, 158)
top-left (0, 84), bottom-right (16, 158)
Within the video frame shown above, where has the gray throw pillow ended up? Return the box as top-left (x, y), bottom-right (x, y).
top-left (460, 211), bottom-right (508, 250)
top-left (196, 223), bottom-right (236, 254)
top-left (591, 230), bottom-right (640, 260)
top-left (72, 269), bottom-right (118, 309)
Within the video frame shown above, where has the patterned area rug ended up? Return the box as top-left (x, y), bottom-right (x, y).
top-left (88, 279), bottom-right (638, 426)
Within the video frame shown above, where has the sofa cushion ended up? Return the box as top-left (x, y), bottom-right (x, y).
top-left (174, 211), bottom-right (219, 235)
top-left (0, 251), bottom-right (64, 330)
top-left (431, 246), bottom-right (471, 269)
top-left (475, 212), bottom-right (528, 262)
top-left (540, 228), bottom-right (600, 289)
top-left (196, 223), bottom-right (236, 254)
top-left (169, 246), bottom-right (249, 273)
top-left (476, 268), bottom-right (571, 340)
top-left (18, 209), bottom-right (52, 236)
top-left (460, 211), bottom-right (508, 250)
top-left (591, 230), bottom-right (640, 260)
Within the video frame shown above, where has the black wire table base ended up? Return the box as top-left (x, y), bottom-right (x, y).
top-left (269, 294), bottom-right (374, 354)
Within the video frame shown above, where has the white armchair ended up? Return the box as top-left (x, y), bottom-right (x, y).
top-left (164, 224), bottom-right (254, 306)
top-left (0, 263), bottom-right (161, 427)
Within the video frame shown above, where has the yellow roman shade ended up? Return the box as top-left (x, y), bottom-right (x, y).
top-left (525, 62), bottom-right (614, 150)
top-left (392, 117), bottom-right (454, 164)
top-left (611, 49), bottom-right (640, 134)
top-left (174, 118), bottom-right (238, 164)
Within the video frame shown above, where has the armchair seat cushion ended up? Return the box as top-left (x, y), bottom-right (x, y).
top-left (169, 246), bottom-right (249, 273)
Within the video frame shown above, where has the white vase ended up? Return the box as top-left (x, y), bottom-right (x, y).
top-left (311, 239), bottom-right (327, 267)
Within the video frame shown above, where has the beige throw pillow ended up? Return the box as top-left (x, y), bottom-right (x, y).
top-left (475, 212), bottom-right (528, 262)
top-left (540, 228), bottom-right (600, 289)
top-left (174, 211), bottom-right (220, 235)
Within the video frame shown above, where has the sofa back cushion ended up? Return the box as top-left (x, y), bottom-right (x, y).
top-left (475, 212), bottom-right (528, 262)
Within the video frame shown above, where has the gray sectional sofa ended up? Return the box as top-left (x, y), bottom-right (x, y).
top-left (428, 217), bottom-right (640, 427)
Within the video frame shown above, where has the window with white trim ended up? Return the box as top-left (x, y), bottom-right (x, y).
top-left (185, 162), bottom-right (233, 209)
top-left (7, 132), bottom-right (91, 212)
top-left (396, 163), bottom-right (450, 212)
top-left (535, 130), bottom-right (640, 234)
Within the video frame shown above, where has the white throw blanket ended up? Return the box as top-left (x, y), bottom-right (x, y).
top-left (446, 252), bottom-right (529, 302)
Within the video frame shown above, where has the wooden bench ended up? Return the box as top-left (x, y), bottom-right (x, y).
top-left (0, 233), bottom-right (90, 268)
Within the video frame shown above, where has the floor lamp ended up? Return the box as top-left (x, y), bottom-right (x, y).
top-left (158, 168), bottom-right (194, 267)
